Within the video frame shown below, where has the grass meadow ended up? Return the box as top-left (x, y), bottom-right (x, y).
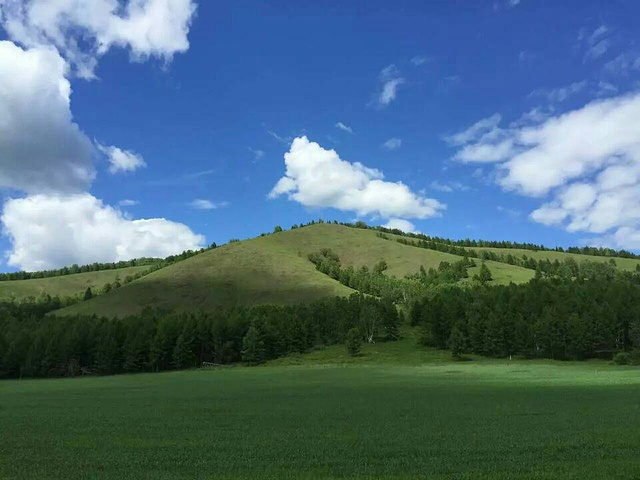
top-left (2, 340), bottom-right (639, 479)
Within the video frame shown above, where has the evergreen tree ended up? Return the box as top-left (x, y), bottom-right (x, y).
top-left (345, 328), bottom-right (362, 357)
top-left (93, 322), bottom-right (122, 375)
top-left (172, 333), bottom-right (195, 369)
top-left (242, 325), bottom-right (265, 365)
top-left (476, 262), bottom-right (493, 285)
top-left (83, 287), bottom-right (93, 301)
top-left (448, 324), bottom-right (466, 358)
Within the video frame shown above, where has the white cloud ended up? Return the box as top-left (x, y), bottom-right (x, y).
top-left (0, 0), bottom-right (197, 78)
top-left (335, 121), bottom-right (354, 134)
top-left (382, 138), bottom-right (402, 150)
top-left (379, 78), bottom-right (404, 106)
top-left (430, 181), bottom-right (470, 193)
top-left (381, 218), bottom-right (418, 234)
top-left (98, 144), bottom-right (146, 174)
top-left (269, 136), bottom-right (444, 220)
top-left (509, 107), bottom-right (552, 128)
top-left (189, 199), bottom-right (229, 210)
top-left (2, 194), bottom-right (204, 271)
top-left (375, 65), bottom-right (405, 107)
top-left (604, 51), bottom-right (640, 76)
top-left (450, 92), bottom-right (640, 248)
top-left (247, 147), bottom-right (265, 160)
top-left (580, 25), bottom-right (611, 63)
top-left (444, 113), bottom-right (502, 146)
top-left (0, 2), bottom-right (202, 270)
top-left (528, 81), bottom-right (587, 103)
top-left (496, 205), bottom-right (521, 218)
top-left (119, 199), bottom-right (139, 207)
top-left (0, 41), bottom-right (94, 194)
top-left (595, 81), bottom-right (618, 97)
top-left (410, 55), bottom-right (427, 66)
top-left (265, 127), bottom-right (291, 144)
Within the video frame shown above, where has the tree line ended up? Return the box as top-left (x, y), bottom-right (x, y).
top-left (0, 293), bottom-right (401, 379)
top-left (308, 248), bottom-right (494, 305)
top-left (388, 234), bottom-right (631, 279)
top-left (411, 276), bottom-right (640, 362)
top-left (288, 218), bottom-right (640, 260)
top-left (0, 244), bottom-right (218, 282)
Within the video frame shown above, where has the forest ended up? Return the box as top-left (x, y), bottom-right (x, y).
top-left (412, 277), bottom-right (640, 363)
top-left (0, 293), bottom-right (400, 379)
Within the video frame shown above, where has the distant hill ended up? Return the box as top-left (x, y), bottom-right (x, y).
top-left (53, 224), bottom-right (532, 317)
top-left (470, 246), bottom-right (640, 271)
top-left (0, 266), bottom-right (151, 301)
top-left (5, 222), bottom-right (637, 317)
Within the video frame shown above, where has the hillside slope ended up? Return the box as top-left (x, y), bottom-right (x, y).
top-left (0, 266), bottom-right (151, 301)
top-left (473, 246), bottom-right (640, 271)
top-left (54, 235), bottom-right (355, 317)
top-left (54, 224), bottom-right (533, 317)
top-left (267, 224), bottom-right (534, 284)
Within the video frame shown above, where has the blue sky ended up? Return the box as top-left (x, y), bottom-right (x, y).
top-left (1, 0), bottom-right (640, 271)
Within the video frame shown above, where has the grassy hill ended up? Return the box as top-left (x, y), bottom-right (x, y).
top-left (54, 223), bottom-right (533, 317)
top-left (54, 234), bottom-right (356, 317)
top-left (473, 245), bottom-right (640, 271)
top-left (0, 266), bottom-right (151, 301)
top-left (11, 223), bottom-right (640, 317)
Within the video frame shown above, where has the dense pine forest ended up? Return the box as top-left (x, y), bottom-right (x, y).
top-left (412, 278), bottom-right (640, 363)
top-left (0, 294), bottom-right (400, 378)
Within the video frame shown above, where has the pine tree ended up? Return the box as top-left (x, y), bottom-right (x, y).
top-left (242, 325), bottom-right (265, 365)
top-left (83, 287), bottom-right (93, 301)
top-left (172, 333), bottom-right (195, 369)
top-left (477, 262), bottom-right (493, 285)
top-left (345, 328), bottom-right (362, 357)
top-left (448, 324), bottom-right (466, 358)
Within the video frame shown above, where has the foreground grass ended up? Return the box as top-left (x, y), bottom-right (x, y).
top-left (2, 342), bottom-right (639, 479)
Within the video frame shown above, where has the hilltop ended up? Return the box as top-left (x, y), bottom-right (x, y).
top-left (48, 223), bottom-right (536, 317)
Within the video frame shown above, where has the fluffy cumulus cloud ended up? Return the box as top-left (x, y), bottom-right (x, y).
top-left (269, 136), bottom-right (444, 221)
top-left (0, 1), bottom-right (203, 270)
top-left (0, 0), bottom-right (197, 78)
top-left (381, 218), bottom-right (419, 234)
top-left (0, 41), bottom-right (94, 193)
top-left (98, 145), bottom-right (147, 174)
top-left (1, 194), bottom-right (204, 271)
top-left (449, 92), bottom-right (640, 248)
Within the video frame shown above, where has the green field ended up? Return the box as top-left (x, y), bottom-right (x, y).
top-left (2, 344), bottom-right (639, 479)
top-left (54, 224), bottom-right (532, 317)
top-left (0, 266), bottom-right (151, 301)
